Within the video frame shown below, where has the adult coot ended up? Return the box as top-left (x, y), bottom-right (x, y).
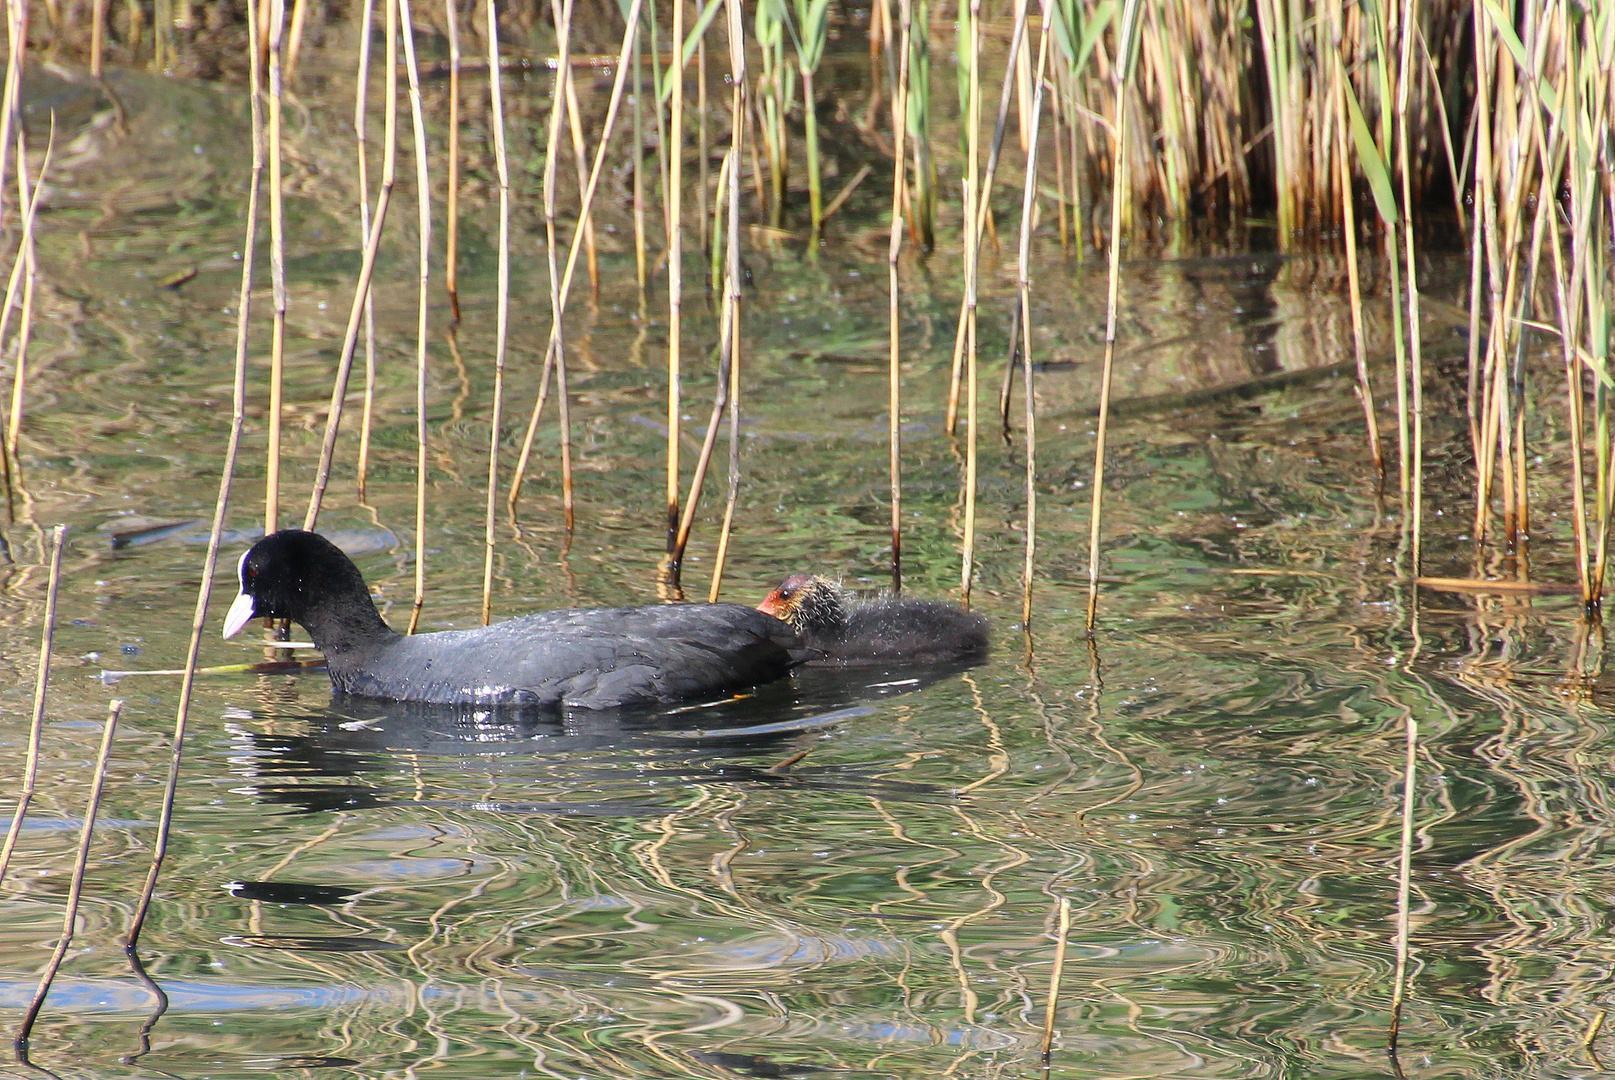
top-left (223, 529), bottom-right (809, 709)
top-left (756, 573), bottom-right (989, 667)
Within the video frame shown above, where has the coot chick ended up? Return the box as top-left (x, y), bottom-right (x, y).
top-left (223, 529), bottom-right (809, 709)
top-left (757, 573), bottom-right (989, 667)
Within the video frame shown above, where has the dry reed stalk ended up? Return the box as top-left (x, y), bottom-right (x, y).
top-left (353, 0), bottom-right (381, 501)
top-left (886, 0), bottom-right (911, 592)
top-left (1017, 16), bottom-right (1049, 627)
top-left (1038, 895), bottom-right (1071, 1064)
top-left (705, 0), bottom-right (747, 603)
top-left (480, 0), bottom-right (510, 625)
top-left (1387, 713), bottom-right (1417, 1050)
top-left (127, 0), bottom-right (262, 947)
top-left (665, 0), bottom-right (686, 554)
top-left (302, 1), bottom-right (400, 529)
top-left (506, 0), bottom-right (643, 513)
top-left (399, 0), bottom-right (433, 635)
top-left (444, 0), bottom-right (462, 323)
top-left (1329, 2), bottom-right (1382, 480)
top-left (5, 120), bottom-right (50, 460)
top-left (1085, 0), bottom-right (1141, 632)
top-left (265, 0), bottom-right (288, 535)
top-left (957, 0), bottom-right (983, 607)
top-left (14, 698), bottom-right (121, 1049)
top-left (0, 524), bottom-right (64, 886)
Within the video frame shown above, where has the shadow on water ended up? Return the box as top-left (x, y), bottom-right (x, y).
top-left (225, 661), bottom-right (980, 815)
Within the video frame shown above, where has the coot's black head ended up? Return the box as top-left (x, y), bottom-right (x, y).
top-left (223, 529), bottom-right (391, 650)
top-left (757, 573), bottom-right (848, 635)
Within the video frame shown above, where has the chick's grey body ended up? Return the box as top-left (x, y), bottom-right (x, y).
top-left (226, 529), bottom-right (808, 709)
top-left (758, 573), bottom-right (989, 667)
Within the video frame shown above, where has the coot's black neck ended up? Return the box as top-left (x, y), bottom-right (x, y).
top-left (295, 589), bottom-right (399, 656)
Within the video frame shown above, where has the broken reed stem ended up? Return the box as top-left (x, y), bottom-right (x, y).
top-left (665, 0), bottom-right (685, 555)
top-left (887, 0), bottom-right (911, 593)
top-left (265, 0), bottom-right (287, 535)
top-left (1039, 895), bottom-right (1071, 1064)
top-left (480, 0), bottom-right (511, 626)
top-left (506, 0), bottom-right (643, 514)
top-left (127, 1), bottom-right (262, 947)
top-left (1086, 0), bottom-right (1143, 633)
top-left (1018, 17), bottom-right (1050, 628)
top-left (14, 698), bottom-right (122, 1051)
top-left (353, 0), bottom-right (380, 501)
top-left (0, 524), bottom-right (65, 887)
top-left (398, 0), bottom-right (432, 636)
top-left (6, 119), bottom-right (50, 460)
top-left (958, 0), bottom-right (982, 607)
top-left (303, 0), bottom-right (400, 530)
top-left (706, 0), bottom-right (747, 603)
top-left (1387, 713), bottom-right (1418, 1051)
top-left (444, 0), bottom-right (461, 324)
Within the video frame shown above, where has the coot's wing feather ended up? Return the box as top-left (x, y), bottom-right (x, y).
top-left (332, 603), bottom-right (803, 708)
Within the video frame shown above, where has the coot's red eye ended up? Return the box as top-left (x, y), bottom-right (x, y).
top-left (778, 586), bottom-right (795, 599)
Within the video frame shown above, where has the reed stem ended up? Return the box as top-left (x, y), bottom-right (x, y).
top-left (14, 698), bottom-right (121, 1050)
top-left (1387, 713), bottom-right (1417, 1050)
top-left (14, 694), bottom-right (119, 1046)
top-left (1039, 895), bottom-right (1071, 1064)
top-left (1086, 0), bottom-right (1143, 632)
top-left (480, 0), bottom-right (510, 625)
top-left (5, 118), bottom-right (49, 459)
top-left (353, 0), bottom-right (380, 501)
top-left (886, 0), bottom-right (911, 592)
top-left (444, 0), bottom-right (462, 324)
top-left (0, 524), bottom-right (64, 887)
top-left (707, 0), bottom-right (747, 602)
top-left (1017, 15), bottom-right (1049, 628)
top-left (666, 0), bottom-right (686, 554)
top-left (264, 0), bottom-right (288, 535)
top-left (398, 0), bottom-right (432, 636)
top-left (128, 0), bottom-right (262, 946)
top-left (507, 0), bottom-right (643, 514)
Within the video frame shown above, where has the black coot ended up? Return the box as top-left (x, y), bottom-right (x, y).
top-left (223, 530), bottom-right (809, 709)
top-left (756, 573), bottom-right (989, 667)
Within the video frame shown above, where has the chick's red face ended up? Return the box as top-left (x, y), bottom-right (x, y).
top-left (757, 574), bottom-right (812, 618)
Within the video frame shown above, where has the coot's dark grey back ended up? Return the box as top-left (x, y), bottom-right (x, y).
top-left (326, 602), bottom-right (804, 709)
